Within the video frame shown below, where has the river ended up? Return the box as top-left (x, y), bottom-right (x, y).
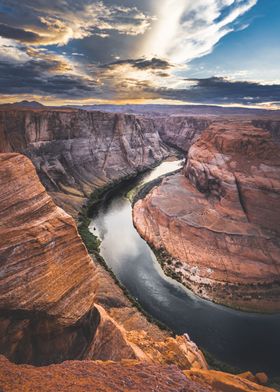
top-left (89, 159), bottom-right (280, 377)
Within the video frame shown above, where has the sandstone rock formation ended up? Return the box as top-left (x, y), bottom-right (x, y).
top-left (0, 355), bottom-right (276, 392)
top-left (0, 356), bottom-right (210, 392)
top-left (0, 109), bottom-right (170, 217)
top-left (133, 121), bottom-right (280, 311)
top-left (0, 152), bottom-right (207, 370)
top-left (0, 153), bottom-right (101, 364)
top-left (1, 109), bottom-right (279, 222)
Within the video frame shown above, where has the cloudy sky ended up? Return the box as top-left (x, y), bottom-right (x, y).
top-left (0, 0), bottom-right (279, 107)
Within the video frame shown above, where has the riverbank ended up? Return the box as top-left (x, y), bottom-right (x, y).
top-left (78, 153), bottom-right (183, 253)
top-left (77, 160), bottom-right (181, 333)
top-left (77, 158), bottom-right (280, 382)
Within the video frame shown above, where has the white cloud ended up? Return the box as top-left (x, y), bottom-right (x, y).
top-left (143, 0), bottom-right (257, 63)
top-left (0, 37), bottom-right (30, 62)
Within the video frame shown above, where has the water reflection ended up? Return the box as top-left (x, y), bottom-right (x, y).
top-left (90, 160), bottom-right (280, 376)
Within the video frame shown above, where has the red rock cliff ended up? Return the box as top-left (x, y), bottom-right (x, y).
top-left (133, 121), bottom-right (280, 312)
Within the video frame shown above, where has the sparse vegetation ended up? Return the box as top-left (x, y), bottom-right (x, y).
top-left (78, 215), bottom-right (100, 253)
top-left (77, 167), bottom-right (175, 334)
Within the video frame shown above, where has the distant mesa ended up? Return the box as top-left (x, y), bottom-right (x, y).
top-left (0, 100), bottom-right (44, 109)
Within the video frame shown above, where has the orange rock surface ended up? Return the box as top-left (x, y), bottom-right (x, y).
top-left (0, 153), bottom-right (98, 323)
top-left (0, 355), bottom-right (210, 392)
top-left (184, 369), bottom-right (276, 392)
top-left (0, 152), bottom-right (207, 370)
top-left (133, 122), bottom-right (280, 311)
top-left (0, 130), bottom-right (278, 391)
top-left (0, 153), bottom-right (102, 364)
top-left (0, 355), bottom-right (276, 392)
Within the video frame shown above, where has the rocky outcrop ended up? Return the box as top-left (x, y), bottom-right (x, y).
top-left (133, 121), bottom-right (280, 312)
top-left (184, 369), bottom-right (276, 392)
top-left (0, 109), bottom-right (170, 217)
top-left (0, 356), bottom-right (210, 392)
top-left (0, 153), bottom-right (99, 364)
top-left (91, 263), bottom-right (208, 370)
top-left (0, 152), bottom-right (208, 370)
top-left (0, 355), bottom-right (276, 392)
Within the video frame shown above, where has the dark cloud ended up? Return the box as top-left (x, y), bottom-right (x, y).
top-left (100, 57), bottom-right (173, 70)
top-left (0, 23), bottom-right (40, 42)
top-left (153, 77), bottom-right (280, 105)
top-left (0, 59), bottom-right (99, 98)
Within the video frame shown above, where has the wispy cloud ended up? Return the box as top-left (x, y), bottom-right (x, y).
top-left (143, 0), bottom-right (257, 63)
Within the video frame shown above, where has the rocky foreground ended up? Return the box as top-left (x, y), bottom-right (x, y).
top-left (133, 121), bottom-right (280, 312)
top-left (0, 355), bottom-right (276, 392)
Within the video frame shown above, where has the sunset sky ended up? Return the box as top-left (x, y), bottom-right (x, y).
top-left (0, 0), bottom-right (279, 107)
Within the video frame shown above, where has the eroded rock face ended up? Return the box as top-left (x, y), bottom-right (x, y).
top-left (133, 122), bottom-right (280, 312)
top-left (0, 153), bottom-right (100, 364)
top-left (0, 152), bottom-right (208, 370)
top-left (0, 109), bottom-right (170, 217)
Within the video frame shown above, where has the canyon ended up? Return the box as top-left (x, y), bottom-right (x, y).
top-left (133, 120), bottom-right (280, 312)
top-left (0, 107), bottom-right (279, 391)
top-left (0, 108), bottom-right (169, 217)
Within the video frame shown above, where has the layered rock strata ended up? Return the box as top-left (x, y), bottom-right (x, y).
top-left (0, 153), bottom-right (100, 364)
top-left (133, 122), bottom-right (280, 311)
top-left (0, 109), bottom-right (170, 217)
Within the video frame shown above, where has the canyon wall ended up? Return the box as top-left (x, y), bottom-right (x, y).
top-left (156, 116), bottom-right (212, 152)
top-left (0, 109), bottom-right (170, 217)
top-left (0, 109), bottom-right (214, 217)
top-left (252, 119), bottom-right (280, 143)
top-left (0, 153), bottom-right (99, 364)
top-left (133, 121), bottom-right (280, 312)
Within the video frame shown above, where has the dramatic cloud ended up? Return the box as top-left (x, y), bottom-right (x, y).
top-left (0, 0), bottom-right (279, 107)
top-left (0, 58), bottom-right (100, 98)
top-left (0, 24), bottom-right (40, 43)
top-left (0, 1), bottom-right (153, 46)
